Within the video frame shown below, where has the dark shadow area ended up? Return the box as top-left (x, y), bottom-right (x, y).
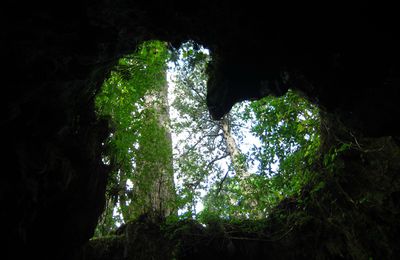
top-left (2, 1), bottom-right (400, 259)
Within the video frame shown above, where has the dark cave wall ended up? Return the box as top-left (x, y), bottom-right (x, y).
top-left (204, 3), bottom-right (400, 137)
top-left (2, 2), bottom-right (116, 259)
top-left (2, 1), bottom-right (400, 259)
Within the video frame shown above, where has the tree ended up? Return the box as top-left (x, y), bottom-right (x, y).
top-left (123, 78), bottom-right (176, 221)
top-left (94, 41), bottom-right (175, 234)
top-left (170, 42), bottom-right (255, 218)
top-left (170, 42), bottom-right (225, 217)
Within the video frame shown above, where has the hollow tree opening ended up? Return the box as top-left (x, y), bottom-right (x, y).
top-left (93, 40), bottom-right (320, 237)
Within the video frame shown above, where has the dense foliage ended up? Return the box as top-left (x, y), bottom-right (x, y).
top-left (245, 90), bottom-right (320, 206)
top-left (198, 91), bottom-right (320, 219)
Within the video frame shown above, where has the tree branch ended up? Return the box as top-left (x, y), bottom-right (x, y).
top-left (207, 153), bottom-right (230, 168)
top-left (216, 169), bottom-right (230, 196)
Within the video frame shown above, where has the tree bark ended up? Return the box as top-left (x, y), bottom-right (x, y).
top-left (133, 76), bottom-right (176, 220)
top-left (220, 115), bottom-right (249, 177)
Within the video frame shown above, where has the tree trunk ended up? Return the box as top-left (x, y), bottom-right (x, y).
top-left (220, 114), bottom-right (265, 217)
top-left (220, 115), bottom-right (248, 177)
top-left (132, 77), bottom-right (176, 220)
